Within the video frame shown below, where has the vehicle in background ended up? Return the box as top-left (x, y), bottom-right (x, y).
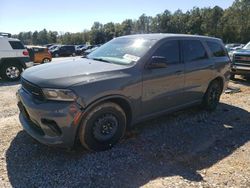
top-left (229, 42), bottom-right (250, 80)
top-left (27, 46), bottom-right (52, 64)
top-left (75, 45), bottom-right (85, 55)
top-left (0, 32), bottom-right (33, 81)
top-left (225, 43), bottom-right (244, 52)
top-left (76, 45), bottom-right (94, 55)
top-left (17, 34), bottom-right (230, 151)
top-left (45, 44), bottom-right (55, 48)
top-left (231, 44), bottom-right (245, 51)
top-left (50, 45), bottom-right (76, 57)
top-left (82, 46), bottom-right (99, 57)
top-left (48, 45), bottom-right (60, 51)
top-left (76, 44), bottom-right (86, 50)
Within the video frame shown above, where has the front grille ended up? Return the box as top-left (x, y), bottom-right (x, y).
top-left (21, 78), bottom-right (44, 100)
top-left (234, 55), bottom-right (250, 65)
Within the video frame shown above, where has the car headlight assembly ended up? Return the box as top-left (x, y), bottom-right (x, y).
top-left (42, 88), bottom-right (77, 101)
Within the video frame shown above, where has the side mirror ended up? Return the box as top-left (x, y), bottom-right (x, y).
top-left (147, 56), bottom-right (168, 69)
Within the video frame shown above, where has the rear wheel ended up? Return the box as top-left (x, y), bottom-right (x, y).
top-left (0, 63), bottom-right (22, 81)
top-left (79, 102), bottom-right (126, 151)
top-left (202, 80), bottom-right (223, 111)
top-left (42, 58), bottom-right (50, 63)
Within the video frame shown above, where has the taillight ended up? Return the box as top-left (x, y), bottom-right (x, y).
top-left (23, 50), bottom-right (29, 56)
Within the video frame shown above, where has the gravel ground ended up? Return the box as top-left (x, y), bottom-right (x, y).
top-left (0, 77), bottom-right (249, 188)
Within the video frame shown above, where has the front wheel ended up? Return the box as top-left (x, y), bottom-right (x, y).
top-left (0, 63), bottom-right (22, 81)
top-left (202, 80), bottom-right (223, 111)
top-left (79, 102), bottom-right (126, 151)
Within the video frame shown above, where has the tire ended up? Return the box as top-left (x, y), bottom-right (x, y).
top-left (55, 53), bottom-right (59, 57)
top-left (72, 53), bottom-right (76, 57)
top-left (0, 63), bottom-right (22, 81)
top-left (202, 80), bottom-right (223, 111)
top-left (79, 102), bottom-right (126, 151)
top-left (230, 74), bottom-right (235, 80)
top-left (42, 58), bottom-right (50, 63)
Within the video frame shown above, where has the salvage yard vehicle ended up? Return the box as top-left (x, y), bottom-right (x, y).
top-left (225, 43), bottom-right (244, 52)
top-left (17, 34), bottom-right (230, 151)
top-left (76, 45), bottom-right (94, 55)
top-left (0, 32), bottom-right (33, 81)
top-left (27, 46), bottom-right (52, 64)
top-left (82, 46), bottom-right (99, 57)
top-left (229, 42), bottom-right (250, 80)
top-left (50, 45), bottom-right (76, 57)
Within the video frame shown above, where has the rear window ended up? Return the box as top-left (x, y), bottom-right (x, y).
top-left (33, 48), bottom-right (46, 53)
top-left (207, 41), bottom-right (227, 57)
top-left (9, 41), bottom-right (25, 49)
top-left (182, 40), bottom-right (208, 62)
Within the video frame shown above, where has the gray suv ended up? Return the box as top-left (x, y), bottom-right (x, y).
top-left (17, 34), bottom-right (230, 151)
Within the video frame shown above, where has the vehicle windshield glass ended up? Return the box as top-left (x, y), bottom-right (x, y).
top-left (87, 38), bottom-right (156, 65)
top-left (243, 42), bottom-right (250, 49)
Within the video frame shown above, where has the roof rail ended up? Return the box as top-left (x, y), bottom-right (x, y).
top-left (0, 32), bottom-right (11, 37)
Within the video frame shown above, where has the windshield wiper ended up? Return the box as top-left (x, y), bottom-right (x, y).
top-left (91, 58), bottom-right (112, 63)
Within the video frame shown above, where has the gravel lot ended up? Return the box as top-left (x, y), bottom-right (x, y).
top-left (0, 75), bottom-right (249, 188)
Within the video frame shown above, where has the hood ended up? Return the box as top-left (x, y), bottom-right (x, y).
top-left (22, 58), bottom-right (129, 88)
top-left (233, 48), bottom-right (250, 55)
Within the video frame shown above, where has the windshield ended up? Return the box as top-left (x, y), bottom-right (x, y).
top-left (87, 38), bottom-right (156, 65)
top-left (243, 42), bottom-right (250, 49)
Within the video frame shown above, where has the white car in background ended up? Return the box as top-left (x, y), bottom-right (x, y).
top-left (0, 32), bottom-right (33, 81)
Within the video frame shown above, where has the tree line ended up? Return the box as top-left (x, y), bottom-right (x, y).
top-left (13, 0), bottom-right (250, 45)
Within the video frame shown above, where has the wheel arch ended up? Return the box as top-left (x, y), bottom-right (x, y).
top-left (210, 76), bottom-right (224, 93)
top-left (83, 95), bottom-right (133, 128)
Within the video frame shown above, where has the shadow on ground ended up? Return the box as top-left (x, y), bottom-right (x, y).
top-left (231, 76), bottom-right (250, 86)
top-left (5, 102), bottom-right (250, 187)
top-left (0, 79), bottom-right (20, 87)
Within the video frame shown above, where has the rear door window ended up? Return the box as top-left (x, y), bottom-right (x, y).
top-left (207, 41), bottom-right (227, 57)
top-left (9, 41), bottom-right (25, 49)
top-left (182, 40), bottom-right (208, 62)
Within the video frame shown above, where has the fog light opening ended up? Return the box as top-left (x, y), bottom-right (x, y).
top-left (41, 119), bottom-right (62, 136)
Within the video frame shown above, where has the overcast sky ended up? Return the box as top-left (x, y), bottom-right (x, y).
top-left (0, 0), bottom-right (235, 34)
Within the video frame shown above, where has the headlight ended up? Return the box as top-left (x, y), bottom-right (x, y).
top-left (42, 88), bottom-right (77, 101)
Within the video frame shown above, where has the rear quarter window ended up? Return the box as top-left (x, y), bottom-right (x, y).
top-left (9, 41), bottom-right (25, 49)
top-left (207, 41), bottom-right (227, 57)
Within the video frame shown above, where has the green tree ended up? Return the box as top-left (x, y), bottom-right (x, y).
top-left (90, 22), bottom-right (105, 44)
top-left (103, 22), bottom-right (115, 42)
top-left (32, 31), bottom-right (38, 45)
top-left (121, 19), bottom-right (134, 35)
